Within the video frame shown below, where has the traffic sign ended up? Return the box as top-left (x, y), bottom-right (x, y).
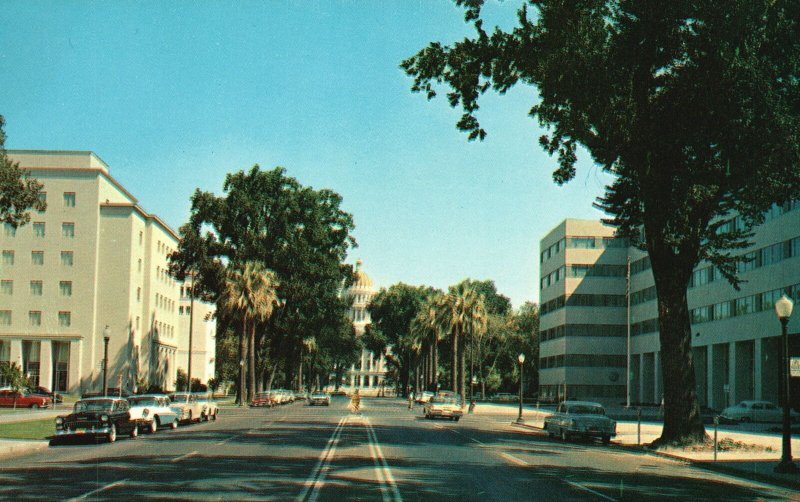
top-left (790, 357), bottom-right (800, 377)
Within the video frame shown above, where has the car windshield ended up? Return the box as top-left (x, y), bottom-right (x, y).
top-left (74, 399), bottom-right (114, 412)
top-left (129, 397), bottom-right (158, 407)
top-left (435, 397), bottom-right (460, 406)
top-left (312, 393), bottom-right (327, 398)
top-left (569, 405), bottom-right (605, 415)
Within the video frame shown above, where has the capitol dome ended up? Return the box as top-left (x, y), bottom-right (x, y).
top-left (352, 259), bottom-right (374, 289)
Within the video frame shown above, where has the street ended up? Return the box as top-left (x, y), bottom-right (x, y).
top-left (0, 397), bottom-right (795, 501)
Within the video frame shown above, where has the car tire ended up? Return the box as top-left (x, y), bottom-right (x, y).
top-left (150, 418), bottom-right (158, 434)
top-left (212, 411), bottom-right (218, 421)
top-left (454, 417), bottom-right (460, 422)
top-left (107, 424), bottom-right (117, 443)
top-left (188, 411), bottom-right (193, 423)
top-left (171, 418), bottom-right (179, 430)
top-left (130, 424), bottom-right (139, 439)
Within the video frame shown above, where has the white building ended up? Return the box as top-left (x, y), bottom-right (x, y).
top-left (344, 260), bottom-right (388, 395)
top-left (0, 150), bottom-right (213, 394)
top-left (539, 204), bottom-right (800, 410)
top-left (176, 279), bottom-right (216, 387)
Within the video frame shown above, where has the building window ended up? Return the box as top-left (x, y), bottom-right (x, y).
top-left (59, 281), bottom-right (72, 297)
top-left (136, 316), bottom-right (140, 330)
top-left (137, 287), bottom-right (141, 301)
top-left (63, 192), bottom-right (76, 207)
top-left (185, 306), bottom-right (191, 316)
top-left (62, 223), bottom-right (75, 238)
top-left (31, 251), bottom-right (44, 265)
top-left (2, 250), bottom-right (14, 265)
top-left (0, 280), bottom-right (12, 295)
top-left (138, 259), bottom-right (142, 272)
top-left (33, 222), bottom-right (45, 237)
top-left (3, 223), bottom-right (16, 237)
top-left (30, 281), bottom-right (43, 296)
top-left (58, 311), bottom-right (71, 327)
top-left (29, 311), bottom-right (41, 326)
top-left (60, 251), bottom-right (73, 266)
top-left (139, 231), bottom-right (143, 245)
top-left (0, 311), bottom-right (11, 325)
top-left (37, 192), bottom-right (47, 207)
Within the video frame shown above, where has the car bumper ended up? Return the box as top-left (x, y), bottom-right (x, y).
top-left (428, 409), bottom-right (463, 418)
top-left (55, 426), bottom-right (112, 438)
top-left (567, 428), bottom-right (615, 438)
top-left (309, 400), bottom-right (330, 405)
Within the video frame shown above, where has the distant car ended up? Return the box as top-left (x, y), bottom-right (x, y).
top-left (169, 392), bottom-right (205, 423)
top-left (127, 395), bottom-right (179, 432)
top-left (416, 391), bottom-right (434, 404)
top-left (423, 395), bottom-right (463, 421)
top-left (720, 400), bottom-right (800, 423)
top-left (0, 389), bottom-right (51, 409)
top-left (544, 401), bottom-right (616, 444)
top-left (251, 392), bottom-right (278, 407)
top-left (52, 397), bottom-right (139, 444)
top-left (492, 393), bottom-right (516, 401)
top-left (194, 392), bottom-right (219, 421)
top-left (308, 392), bottom-right (331, 406)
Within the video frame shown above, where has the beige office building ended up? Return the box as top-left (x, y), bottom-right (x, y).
top-left (539, 205), bottom-right (800, 410)
top-left (0, 150), bottom-right (202, 394)
top-left (177, 279), bottom-right (216, 386)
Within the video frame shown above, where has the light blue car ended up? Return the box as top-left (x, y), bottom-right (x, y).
top-left (127, 394), bottom-right (180, 433)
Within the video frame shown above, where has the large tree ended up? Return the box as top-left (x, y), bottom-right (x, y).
top-left (0, 115), bottom-right (46, 227)
top-left (403, 0), bottom-right (800, 444)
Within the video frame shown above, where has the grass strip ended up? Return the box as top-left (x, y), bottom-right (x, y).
top-left (0, 418), bottom-right (54, 440)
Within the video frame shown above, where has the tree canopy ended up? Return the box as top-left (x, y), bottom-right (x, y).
top-left (403, 0), bottom-right (800, 443)
top-left (0, 115), bottom-right (45, 228)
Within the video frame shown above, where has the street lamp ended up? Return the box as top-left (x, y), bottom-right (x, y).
top-left (774, 294), bottom-right (798, 474)
top-left (102, 325), bottom-right (110, 397)
top-left (517, 353), bottom-right (525, 424)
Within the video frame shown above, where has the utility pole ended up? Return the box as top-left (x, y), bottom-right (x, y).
top-left (626, 256), bottom-right (631, 408)
top-left (187, 278), bottom-right (195, 392)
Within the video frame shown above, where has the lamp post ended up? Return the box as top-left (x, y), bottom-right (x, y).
top-left (775, 294), bottom-right (798, 473)
top-left (102, 325), bottom-right (110, 397)
top-left (187, 277), bottom-right (195, 392)
top-left (517, 353), bottom-right (525, 424)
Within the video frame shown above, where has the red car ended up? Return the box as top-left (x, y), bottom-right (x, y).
top-left (0, 389), bottom-right (51, 408)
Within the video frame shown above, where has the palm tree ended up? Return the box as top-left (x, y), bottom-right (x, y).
top-left (434, 284), bottom-right (487, 405)
top-left (410, 297), bottom-right (442, 391)
top-left (220, 260), bottom-right (280, 405)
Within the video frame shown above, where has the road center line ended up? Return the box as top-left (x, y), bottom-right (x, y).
top-left (298, 415), bottom-right (347, 502)
top-left (67, 478), bottom-right (130, 501)
top-left (365, 417), bottom-right (402, 502)
top-left (171, 450), bottom-right (199, 463)
top-left (498, 451), bottom-right (528, 466)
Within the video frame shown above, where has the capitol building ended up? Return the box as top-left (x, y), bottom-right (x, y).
top-left (344, 260), bottom-right (388, 395)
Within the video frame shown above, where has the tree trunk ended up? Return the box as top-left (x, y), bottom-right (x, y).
top-left (432, 338), bottom-right (438, 390)
top-left (238, 317), bottom-right (247, 406)
top-left (248, 323), bottom-right (256, 404)
top-left (649, 235), bottom-right (707, 444)
top-left (459, 333), bottom-right (466, 405)
top-left (267, 365), bottom-right (278, 392)
top-left (451, 330), bottom-right (458, 393)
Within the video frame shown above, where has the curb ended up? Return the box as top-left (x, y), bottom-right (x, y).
top-left (510, 421), bottom-right (800, 492)
top-left (0, 440), bottom-right (49, 460)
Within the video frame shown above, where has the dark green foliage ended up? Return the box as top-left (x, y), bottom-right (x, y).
top-left (403, 0), bottom-right (800, 442)
top-left (0, 115), bottom-right (46, 228)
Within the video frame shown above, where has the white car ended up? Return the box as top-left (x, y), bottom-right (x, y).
top-left (720, 400), bottom-right (800, 423)
top-left (193, 392), bottom-right (219, 421)
top-left (544, 400), bottom-right (617, 444)
top-left (127, 395), bottom-right (180, 433)
top-left (169, 392), bottom-right (206, 423)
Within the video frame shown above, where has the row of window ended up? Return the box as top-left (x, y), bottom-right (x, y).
top-left (155, 293), bottom-right (176, 312)
top-left (4, 222), bottom-right (75, 238)
top-left (35, 192), bottom-right (76, 209)
top-left (540, 324), bottom-right (627, 342)
top-left (541, 263), bottom-right (629, 289)
top-left (1, 250), bottom-right (75, 267)
top-left (0, 310), bottom-right (72, 327)
top-left (540, 236), bottom-right (629, 264)
top-left (155, 266), bottom-right (175, 287)
top-left (540, 293), bottom-right (627, 315)
top-left (538, 384), bottom-right (625, 399)
top-left (0, 280), bottom-right (72, 296)
top-left (178, 306), bottom-right (192, 315)
top-left (351, 308), bottom-right (370, 322)
top-left (539, 354), bottom-right (627, 369)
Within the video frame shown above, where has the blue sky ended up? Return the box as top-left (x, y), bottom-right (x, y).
top-left (0, 1), bottom-right (611, 307)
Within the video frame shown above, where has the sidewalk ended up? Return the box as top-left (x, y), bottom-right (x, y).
top-left (501, 404), bottom-right (800, 491)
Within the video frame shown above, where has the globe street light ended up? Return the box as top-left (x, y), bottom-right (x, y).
top-left (774, 294), bottom-right (798, 474)
top-left (517, 353), bottom-right (526, 424)
top-left (102, 325), bottom-right (110, 397)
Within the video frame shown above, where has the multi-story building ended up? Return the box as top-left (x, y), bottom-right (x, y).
top-left (0, 150), bottom-right (208, 394)
top-left (344, 260), bottom-right (387, 395)
top-left (539, 205), bottom-right (800, 410)
top-left (176, 279), bottom-right (216, 386)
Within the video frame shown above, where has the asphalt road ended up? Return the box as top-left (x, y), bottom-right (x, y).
top-left (0, 397), bottom-right (796, 501)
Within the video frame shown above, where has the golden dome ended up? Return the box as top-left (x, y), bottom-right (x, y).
top-left (352, 259), bottom-right (374, 289)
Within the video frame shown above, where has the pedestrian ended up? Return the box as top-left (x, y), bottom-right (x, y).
top-left (408, 391), bottom-right (414, 411)
top-left (350, 389), bottom-right (361, 414)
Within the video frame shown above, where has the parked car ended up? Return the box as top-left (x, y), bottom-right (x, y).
top-left (415, 391), bottom-right (434, 404)
top-left (127, 395), bottom-right (179, 432)
top-left (194, 392), bottom-right (219, 421)
top-left (423, 395), bottom-right (463, 421)
top-left (720, 400), bottom-right (800, 423)
top-left (52, 397), bottom-right (139, 444)
top-left (169, 392), bottom-right (205, 423)
top-left (308, 392), bottom-right (331, 406)
top-left (28, 386), bottom-right (63, 404)
top-left (544, 401), bottom-right (616, 444)
top-left (251, 392), bottom-right (278, 407)
top-left (0, 389), bottom-right (51, 409)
